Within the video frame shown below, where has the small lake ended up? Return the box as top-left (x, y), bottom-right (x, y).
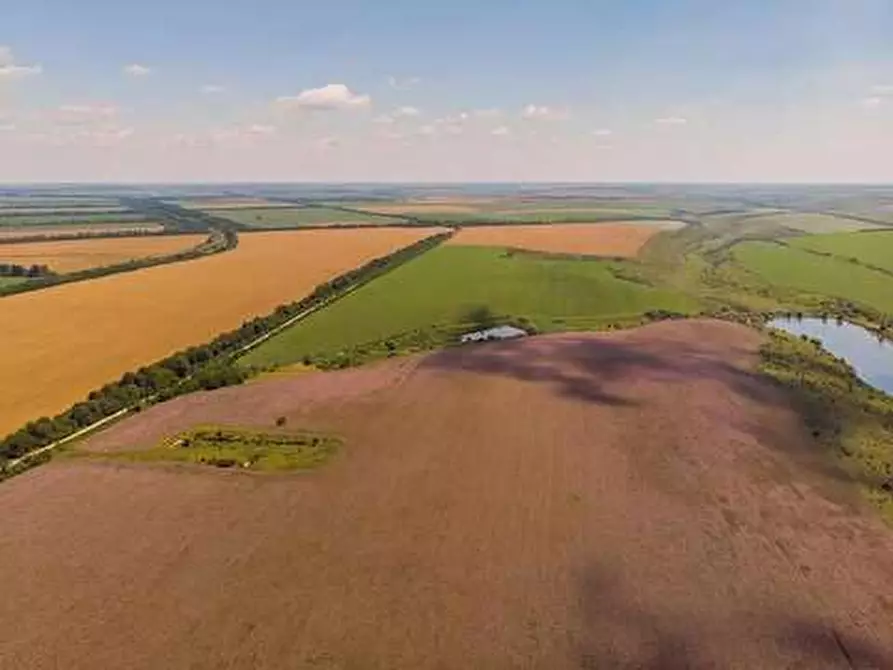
top-left (769, 317), bottom-right (893, 394)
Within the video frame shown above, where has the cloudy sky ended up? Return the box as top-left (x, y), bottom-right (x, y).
top-left (1, 0), bottom-right (892, 183)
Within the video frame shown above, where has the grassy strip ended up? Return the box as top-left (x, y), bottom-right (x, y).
top-left (759, 330), bottom-right (893, 523)
top-left (0, 229), bottom-right (236, 298)
top-left (70, 425), bottom-right (339, 472)
top-left (0, 231), bottom-right (452, 473)
top-left (0, 228), bottom-right (173, 246)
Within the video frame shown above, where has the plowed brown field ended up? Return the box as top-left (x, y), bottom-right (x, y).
top-left (0, 227), bottom-right (440, 435)
top-left (4, 320), bottom-right (892, 669)
top-left (448, 223), bottom-right (665, 257)
top-left (0, 233), bottom-right (205, 272)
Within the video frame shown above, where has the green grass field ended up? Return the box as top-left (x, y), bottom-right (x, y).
top-left (790, 230), bottom-right (893, 273)
top-left (209, 207), bottom-right (397, 228)
top-left (733, 241), bottom-right (893, 313)
top-left (241, 245), bottom-right (699, 368)
top-left (0, 277), bottom-right (30, 289)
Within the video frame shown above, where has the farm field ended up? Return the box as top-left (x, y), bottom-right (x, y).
top-left (790, 229), bottom-right (893, 273)
top-left (241, 244), bottom-right (698, 369)
top-left (0, 227), bottom-right (441, 435)
top-left (743, 212), bottom-right (885, 234)
top-left (211, 206), bottom-right (396, 228)
top-left (0, 211), bottom-right (150, 227)
top-left (0, 234), bottom-right (206, 273)
top-left (447, 222), bottom-right (676, 257)
top-left (4, 321), bottom-right (893, 668)
top-left (0, 222), bottom-right (165, 240)
top-left (175, 198), bottom-right (297, 210)
top-left (732, 241), bottom-right (893, 313)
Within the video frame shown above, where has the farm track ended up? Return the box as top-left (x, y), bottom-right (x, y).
top-left (6, 319), bottom-right (891, 669)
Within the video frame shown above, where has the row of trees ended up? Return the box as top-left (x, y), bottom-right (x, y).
top-left (0, 228), bottom-right (180, 246)
top-left (0, 231), bottom-right (453, 465)
top-left (0, 263), bottom-right (54, 278)
top-left (121, 198), bottom-right (249, 233)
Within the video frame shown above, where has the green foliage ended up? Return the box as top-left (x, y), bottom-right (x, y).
top-left (209, 206), bottom-right (398, 228)
top-left (82, 426), bottom-right (339, 472)
top-left (759, 331), bottom-right (893, 523)
top-left (241, 245), bottom-right (700, 369)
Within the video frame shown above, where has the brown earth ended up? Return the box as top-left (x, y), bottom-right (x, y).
top-left (0, 227), bottom-right (441, 435)
top-left (3, 320), bottom-right (893, 669)
top-left (448, 223), bottom-right (665, 257)
top-left (0, 233), bottom-right (206, 273)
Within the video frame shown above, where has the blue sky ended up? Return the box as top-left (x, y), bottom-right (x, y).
top-left (1, 0), bottom-right (892, 182)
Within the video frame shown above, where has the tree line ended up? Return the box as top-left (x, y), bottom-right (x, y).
top-left (0, 263), bottom-right (55, 278)
top-left (0, 232), bottom-right (453, 469)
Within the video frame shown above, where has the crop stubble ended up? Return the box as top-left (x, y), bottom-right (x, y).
top-left (448, 223), bottom-right (665, 257)
top-left (0, 227), bottom-right (440, 435)
top-left (3, 320), bottom-right (891, 668)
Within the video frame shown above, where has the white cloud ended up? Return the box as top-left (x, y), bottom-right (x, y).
top-left (373, 114), bottom-right (395, 124)
top-left (201, 84), bottom-right (225, 94)
top-left (491, 126), bottom-right (510, 136)
top-left (276, 83), bottom-right (370, 110)
top-left (417, 125), bottom-right (436, 136)
top-left (861, 96), bottom-right (883, 108)
top-left (592, 128), bottom-right (613, 137)
top-left (318, 136), bottom-right (340, 149)
top-left (57, 104), bottom-right (120, 121)
top-left (0, 46), bottom-right (42, 80)
top-left (654, 116), bottom-right (688, 126)
top-left (394, 105), bottom-right (420, 118)
top-left (0, 123), bottom-right (15, 132)
top-left (387, 76), bottom-right (420, 90)
top-left (124, 63), bottom-right (152, 77)
top-left (474, 108), bottom-right (502, 118)
top-left (870, 84), bottom-right (893, 95)
top-left (521, 104), bottom-right (568, 120)
top-left (246, 124), bottom-right (276, 136)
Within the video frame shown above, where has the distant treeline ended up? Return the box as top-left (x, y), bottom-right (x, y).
top-left (122, 198), bottom-right (251, 233)
top-left (0, 229), bottom-right (235, 298)
top-left (0, 228), bottom-right (184, 246)
top-left (0, 231), bottom-right (452, 469)
top-left (0, 263), bottom-right (55, 278)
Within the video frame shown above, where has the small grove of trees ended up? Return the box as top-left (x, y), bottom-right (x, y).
top-left (0, 263), bottom-right (55, 278)
top-left (0, 231), bottom-right (454, 463)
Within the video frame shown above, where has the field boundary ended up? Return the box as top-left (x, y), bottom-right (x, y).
top-left (0, 231), bottom-right (453, 477)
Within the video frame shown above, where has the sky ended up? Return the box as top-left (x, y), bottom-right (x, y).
top-left (1, 0), bottom-right (892, 183)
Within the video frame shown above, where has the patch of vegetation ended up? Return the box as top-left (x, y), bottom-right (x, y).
top-left (81, 426), bottom-right (339, 472)
top-left (759, 331), bottom-right (893, 523)
top-left (789, 229), bottom-right (893, 274)
top-left (240, 245), bottom-right (700, 369)
top-left (0, 211), bottom-right (149, 226)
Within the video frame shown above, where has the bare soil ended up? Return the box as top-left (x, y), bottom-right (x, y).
top-left (2, 320), bottom-right (893, 669)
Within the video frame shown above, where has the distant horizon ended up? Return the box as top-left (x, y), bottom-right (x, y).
top-left (2, 180), bottom-right (893, 188)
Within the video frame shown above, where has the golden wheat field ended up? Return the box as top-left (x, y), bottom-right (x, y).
top-left (0, 227), bottom-right (441, 435)
top-left (0, 223), bottom-right (165, 240)
top-left (447, 223), bottom-right (669, 257)
top-left (0, 234), bottom-right (206, 273)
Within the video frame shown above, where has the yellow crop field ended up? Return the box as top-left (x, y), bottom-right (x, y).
top-left (447, 223), bottom-right (668, 257)
top-left (0, 234), bottom-right (205, 273)
top-left (0, 227), bottom-right (442, 435)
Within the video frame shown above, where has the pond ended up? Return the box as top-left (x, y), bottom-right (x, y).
top-left (769, 317), bottom-right (893, 395)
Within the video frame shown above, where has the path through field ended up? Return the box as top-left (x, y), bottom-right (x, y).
top-left (2, 320), bottom-right (892, 668)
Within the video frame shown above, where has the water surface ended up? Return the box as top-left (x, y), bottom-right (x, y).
top-left (769, 317), bottom-right (893, 394)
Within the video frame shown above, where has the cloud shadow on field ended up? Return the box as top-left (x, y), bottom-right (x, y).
top-left (576, 561), bottom-right (893, 669)
top-left (421, 328), bottom-right (781, 410)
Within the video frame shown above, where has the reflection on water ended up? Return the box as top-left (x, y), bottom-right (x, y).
top-left (770, 317), bottom-right (893, 395)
